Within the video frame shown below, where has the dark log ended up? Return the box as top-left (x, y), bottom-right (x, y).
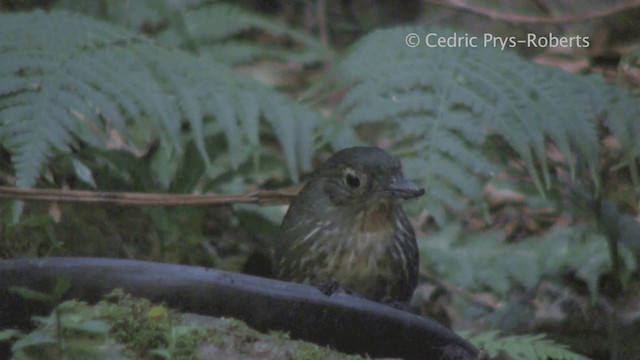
top-left (0, 257), bottom-right (485, 359)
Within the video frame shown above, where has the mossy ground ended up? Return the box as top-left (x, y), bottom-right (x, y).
top-left (2, 289), bottom-right (370, 360)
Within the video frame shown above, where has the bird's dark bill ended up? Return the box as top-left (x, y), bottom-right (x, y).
top-left (387, 177), bottom-right (425, 199)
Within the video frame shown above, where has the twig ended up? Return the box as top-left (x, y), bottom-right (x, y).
top-left (0, 185), bottom-right (297, 206)
top-left (421, 270), bottom-right (501, 310)
top-left (317, 0), bottom-right (329, 47)
top-left (426, 0), bottom-right (640, 24)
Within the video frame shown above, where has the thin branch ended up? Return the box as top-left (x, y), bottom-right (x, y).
top-left (421, 270), bottom-right (501, 310)
top-left (426, 0), bottom-right (640, 24)
top-left (317, 0), bottom-right (329, 48)
top-left (0, 185), bottom-right (298, 206)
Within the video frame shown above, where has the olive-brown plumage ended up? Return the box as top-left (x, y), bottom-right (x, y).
top-left (273, 146), bottom-right (424, 303)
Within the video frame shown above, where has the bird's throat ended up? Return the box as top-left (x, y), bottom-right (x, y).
top-left (353, 200), bottom-right (397, 233)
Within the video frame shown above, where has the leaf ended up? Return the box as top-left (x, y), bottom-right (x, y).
top-left (0, 329), bottom-right (23, 342)
top-left (63, 318), bottom-right (111, 335)
top-left (467, 331), bottom-right (590, 360)
top-left (176, 2), bottom-right (332, 66)
top-left (0, 11), bottom-right (315, 191)
top-left (72, 159), bottom-right (97, 188)
top-left (8, 275), bottom-right (70, 305)
top-left (421, 225), bottom-right (637, 299)
top-left (8, 286), bottom-right (55, 304)
top-left (11, 331), bottom-right (57, 351)
top-left (330, 26), bottom-right (638, 222)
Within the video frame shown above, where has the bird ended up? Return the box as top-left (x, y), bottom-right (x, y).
top-left (273, 146), bottom-right (425, 303)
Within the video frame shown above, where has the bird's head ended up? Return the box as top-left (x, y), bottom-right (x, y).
top-left (312, 146), bottom-right (425, 207)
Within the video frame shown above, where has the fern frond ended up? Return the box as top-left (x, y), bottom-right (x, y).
top-left (0, 11), bottom-right (315, 189)
top-left (468, 331), bottom-right (590, 360)
top-left (421, 225), bottom-right (637, 299)
top-left (330, 27), bottom-right (629, 220)
top-left (605, 90), bottom-right (640, 187)
top-left (56, 0), bottom-right (332, 66)
top-left (177, 2), bottom-right (332, 65)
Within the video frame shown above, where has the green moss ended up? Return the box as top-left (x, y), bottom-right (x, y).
top-left (296, 342), bottom-right (327, 360)
top-left (219, 317), bottom-right (261, 343)
top-left (269, 330), bottom-right (290, 345)
top-left (6, 289), bottom-right (367, 359)
top-left (9, 289), bottom-right (206, 359)
top-left (295, 342), bottom-right (367, 360)
top-left (10, 299), bottom-right (129, 359)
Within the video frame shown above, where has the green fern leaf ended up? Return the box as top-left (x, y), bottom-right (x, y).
top-left (421, 227), bottom-right (539, 295)
top-left (421, 225), bottom-right (637, 299)
top-left (605, 90), bottom-right (640, 187)
top-left (330, 27), bottom-right (621, 220)
top-left (60, 1), bottom-right (332, 66)
top-left (179, 2), bottom-right (332, 65)
top-left (0, 11), bottom-right (315, 189)
top-left (468, 331), bottom-right (590, 360)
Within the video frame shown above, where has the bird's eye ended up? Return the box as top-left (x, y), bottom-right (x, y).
top-left (345, 172), bottom-right (361, 188)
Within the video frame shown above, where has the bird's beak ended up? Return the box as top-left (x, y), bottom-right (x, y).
top-left (388, 176), bottom-right (425, 199)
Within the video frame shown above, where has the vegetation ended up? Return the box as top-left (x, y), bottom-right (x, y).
top-left (1, 288), bottom-right (360, 359)
top-left (1, 0), bottom-right (640, 359)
